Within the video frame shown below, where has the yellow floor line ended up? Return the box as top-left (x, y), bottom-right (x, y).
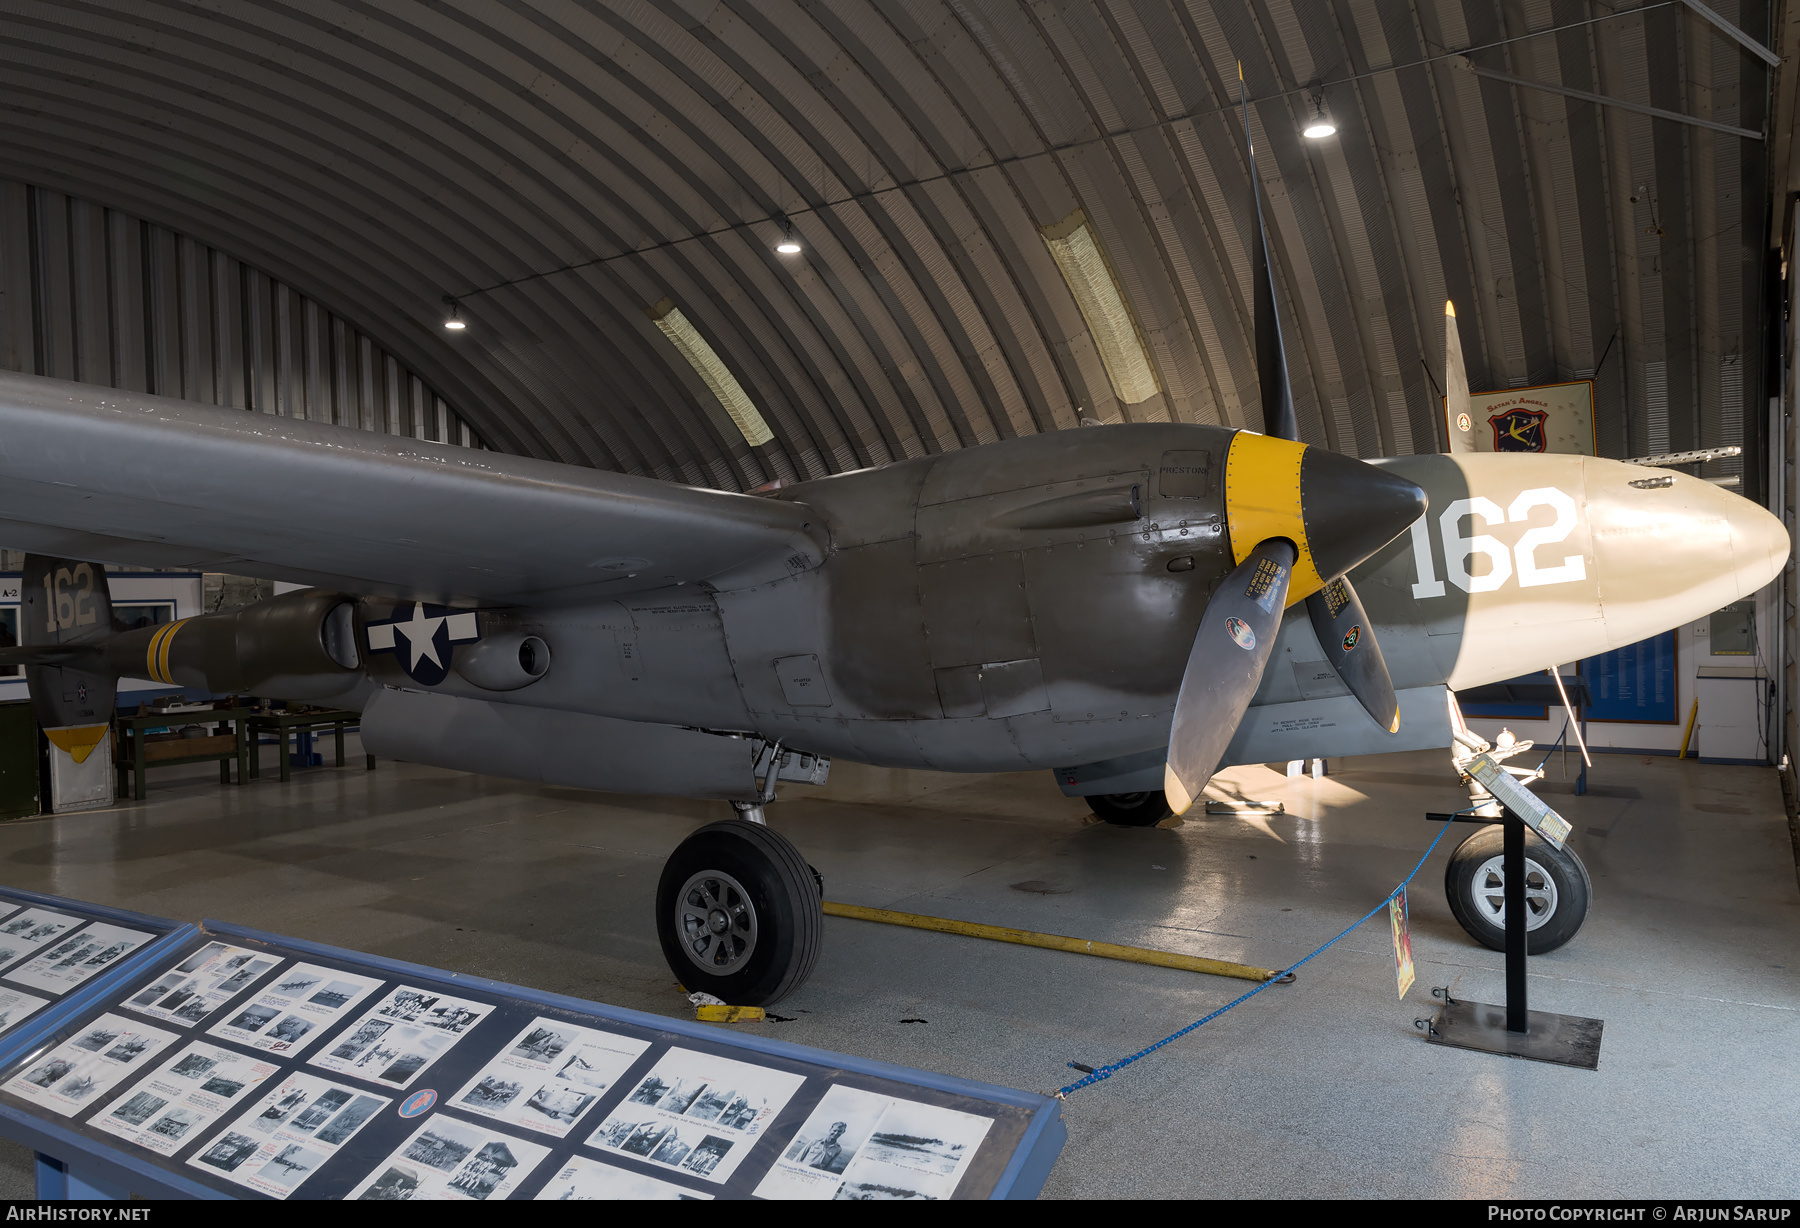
top-left (821, 900), bottom-right (1279, 983)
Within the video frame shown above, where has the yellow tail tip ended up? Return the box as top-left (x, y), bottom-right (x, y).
top-left (1445, 300), bottom-right (1456, 317)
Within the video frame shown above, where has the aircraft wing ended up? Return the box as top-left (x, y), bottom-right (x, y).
top-left (0, 371), bottom-right (824, 605)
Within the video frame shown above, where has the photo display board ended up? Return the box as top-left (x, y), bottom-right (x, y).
top-left (0, 922), bottom-right (1062, 1200)
top-left (0, 889), bottom-right (186, 1071)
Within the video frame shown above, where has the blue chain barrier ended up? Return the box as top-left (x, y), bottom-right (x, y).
top-left (1055, 810), bottom-right (1468, 1098)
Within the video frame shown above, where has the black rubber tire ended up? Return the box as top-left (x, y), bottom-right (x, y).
top-left (1444, 824), bottom-right (1591, 955)
top-left (1088, 790), bottom-right (1173, 826)
top-left (656, 820), bottom-right (822, 1006)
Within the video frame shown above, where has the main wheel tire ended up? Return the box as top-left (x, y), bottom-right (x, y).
top-left (1444, 824), bottom-right (1591, 954)
top-left (1088, 790), bottom-right (1173, 826)
top-left (656, 820), bottom-right (822, 1006)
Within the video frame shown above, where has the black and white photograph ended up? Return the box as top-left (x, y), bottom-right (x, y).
top-left (592, 1047), bottom-right (803, 1184)
top-left (524, 1084), bottom-right (593, 1125)
top-left (146, 1106), bottom-right (199, 1141)
top-left (273, 970), bottom-right (322, 997)
top-left (5, 1014), bottom-right (177, 1118)
top-left (348, 1119), bottom-right (549, 1201)
top-left (463, 1076), bottom-right (523, 1110)
top-left (308, 981), bottom-right (361, 1010)
top-left (326, 1020), bottom-right (388, 1061)
top-left (123, 942), bottom-right (264, 1024)
top-left (73, 1026), bottom-right (120, 1053)
top-left (256, 1143), bottom-right (321, 1188)
top-left (21, 1057), bottom-right (73, 1088)
top-left (314, 1095), bottom-right (381, 1146)
top-left (225, 1005), bottom-right (280, 1034)
top-left (175, 944), bottom-right (225, 976)
top-left (108, 1091), bottom-right (168, 1128)
top-left (288, 1088), bottom-right (350, 1133)
top-left (255, 1087), bottom-right (312, 1132)
top-left (54, 1072), bottom-right (99, 1103)
top-left (403, 1123), bottom-right (477, 1173)
top-left (449, 1017), bottom-right (648, 1139)
top-left (92, 1041), bottom-right (280, 1157)
top-left (169, 1052), bottom-right (218, 1080)
top-left (196, 1133), bottom-right (260, 1173)
top-left (509, 1026), bottom-right (568, 1062)
top-left (266, 1015), bottom-right (312, 1045)
top-left (208, 964), bottom-right (381, 1056)
top-left (533, 1156), bottom-right (715, 1202)
top-left (0, 910), bottom-right (77, 974)
top-left (0, 988), bottom-right (48, 1036)
top-left (359, 1166), bottom-right (420, 1201)
top-left (188, 1073), bottom-right (391, 1199)
top-left (9, 923), bottom-right (151, 995)
top-left (130, 975), bottom-right (183, 1007)
top-left (311, 986), bottom-right (491, 1088)
top-left (757, 1083), bottom-right (893, 1200)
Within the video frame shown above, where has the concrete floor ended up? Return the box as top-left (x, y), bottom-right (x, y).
top-left (0, 740), bottom-right (1793, 1199)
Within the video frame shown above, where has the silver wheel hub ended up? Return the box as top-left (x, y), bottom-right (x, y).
top-left (1469, 854), bottom-right (1558, 931)
top-left (676, 871), bottom-right (758, 973)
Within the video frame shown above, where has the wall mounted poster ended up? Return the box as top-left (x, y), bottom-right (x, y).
top-left (1581, 631), bottom-right (1679, 724)
top-left (3, 1013), bottom-right (176, 1115)
top-left (589, 1047), bottom-right (805, 1185)
top-left (1445, 380), bottom-right (1597, 455)
top-left (91, 1042), bottom-right (280, 1155)
top-left (451, 1016), bottom-right (651, 1138)
top-left (190, 1072), bottom-right (390, 1198)
top-left (349, 1118), bottom-right (550, 1201)
top-left (753, 1084), bottom-right (993, 1200)
top-left (309, 985), bottom-right (493, 1089)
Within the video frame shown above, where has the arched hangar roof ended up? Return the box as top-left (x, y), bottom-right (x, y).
top-left (0, 1), bottom-right (1775, 489)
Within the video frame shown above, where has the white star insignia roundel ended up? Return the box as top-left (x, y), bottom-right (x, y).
top-left (365, 603), bottom-right (481, 685)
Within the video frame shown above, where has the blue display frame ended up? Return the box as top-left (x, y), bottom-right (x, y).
top-left (0, 918), bottom-right (1066, 1200)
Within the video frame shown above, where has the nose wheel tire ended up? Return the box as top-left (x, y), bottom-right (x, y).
top-left (1088, 790), bottom-right (1173, 826)
top-left (656, 819), bottom-right (822, 1006)
top-left (1444, 823), bottom-right (1591, 955)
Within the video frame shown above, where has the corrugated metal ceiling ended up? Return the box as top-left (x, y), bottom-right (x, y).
top-left (0, 1), bottom-right (1775, 490)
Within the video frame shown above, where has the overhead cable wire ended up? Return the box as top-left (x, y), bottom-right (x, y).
top-left (449, 3), bottom-right (1694, 302)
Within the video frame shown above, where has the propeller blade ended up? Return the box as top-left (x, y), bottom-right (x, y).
top-left (1306, 577), bottom-right (1400, 733)
top-left (1164, 539), bottom-right (1297, 815)
top-left (1242, 75), bottom-right (1299, 444)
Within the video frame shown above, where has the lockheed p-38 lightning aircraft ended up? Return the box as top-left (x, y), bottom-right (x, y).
top-left (0, 340), bottom-right (1781, 1004)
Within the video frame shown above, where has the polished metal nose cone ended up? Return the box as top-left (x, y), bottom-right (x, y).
top-left (1301, 451), bottom-right (1428, 579)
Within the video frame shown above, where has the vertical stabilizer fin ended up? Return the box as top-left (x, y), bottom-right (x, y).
top-left (21, 555), bottom-right (118, 740)
top-left (1445, 300), bottom-right (1475, 453)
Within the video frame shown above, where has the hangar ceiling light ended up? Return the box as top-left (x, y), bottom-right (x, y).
top-left (646, 298), bottom-right (775, 448)
top-left (1039, 210), bottom-right (1160, 406)
top-left (1302, 91), bottom-right (1336, 139)
top-left (774, 217), bottom-right (802, 255)
top-left (442, 299), bottom-right (467, 331)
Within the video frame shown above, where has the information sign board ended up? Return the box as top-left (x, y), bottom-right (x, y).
top-left (0, 920), bottom-right (1065, 1200)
